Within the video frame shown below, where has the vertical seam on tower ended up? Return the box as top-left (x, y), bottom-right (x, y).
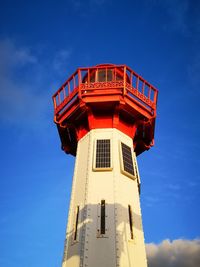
top-left (80, 132), bottom-right (91, 267)
top-left (113, 130), bottom-right (119, 267)
top-left (62, 141), bottom-right (80, 265)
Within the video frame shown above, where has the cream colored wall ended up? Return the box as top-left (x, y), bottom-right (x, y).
top-left (62, 128), bottom-right (147, 267)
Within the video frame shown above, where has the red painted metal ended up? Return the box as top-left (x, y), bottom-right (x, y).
top-left (52, 64), bottom-right (158, 156)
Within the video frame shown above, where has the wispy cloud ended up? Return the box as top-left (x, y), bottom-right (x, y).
top-left (146, 239), bottom-right (200, 267)
top-left (143, 195), bottom-right (161, 207)
top-left (90, 0), bottom-right (107, 6)
top-left (188, 181), bottom-right (199, 188)
top-left (53, 49), bottom-right (72, 73)
top-left (162, 0), bottom-right (189, 35)
top-left (0, 39), bottom-right (48, 131)
top-left (0, 39), bottom-right (37, 71)
top-left (166, 183), bottom-right (181, 191)
top-left (187, 50), bottom-right (200, 91)
top-left (69, 0), bottom-right (109, 14)
top-left (150, 0), bottom-right (200, 37)
top-left (0, 39), bottom-right (72, 132)
top-left (71, 0), bottom-right (107, 7)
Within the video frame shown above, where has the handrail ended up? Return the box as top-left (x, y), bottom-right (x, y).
top-left (52, 65), bottom-right (158, 116)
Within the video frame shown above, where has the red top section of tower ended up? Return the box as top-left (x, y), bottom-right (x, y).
top-left (52, 64), bottom-right (158, 156)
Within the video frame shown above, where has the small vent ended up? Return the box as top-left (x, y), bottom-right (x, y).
top-left (73, 206), bottom-right (79, 241)
top-left (128, 205), bottom-right (134, 239)
top-left (100, 200), bottom-right (106, 235)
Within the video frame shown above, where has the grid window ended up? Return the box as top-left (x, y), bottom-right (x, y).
top-left (97, 69), bottom-right (113, 82)
top-left (96, 139), bottom-right (111, 168)
top-left (121, 142), bottom-right (134, 176)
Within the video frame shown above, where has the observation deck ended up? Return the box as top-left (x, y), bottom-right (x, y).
top-left (52, 64), bottom-right (158, 156)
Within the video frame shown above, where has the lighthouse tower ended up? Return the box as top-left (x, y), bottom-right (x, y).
top-left (52, 64), bottom-right (158, 267)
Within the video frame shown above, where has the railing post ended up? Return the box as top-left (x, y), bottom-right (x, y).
top-left (123, 66), bottom-right (126, 96)
top-left (130, 72), bottom-right (133, 87)
top-left (154, 90), bottom-right (158, 105)
top-left (78, 69), bottom-right (82, 99)
top-left (58, 92), bottom-right (61, 105)
top-left (88, 68), bottom-right (90, 84)
top-left (53, 96), bottom-right (57, 110)
top-left (142, 82), bottom-right (145, 95)
top-left (148, 86), bottom-right (151, 100)
top-left (67, 81), bottom-right (69, 96)
top-left (73, 75), bottom-right (75, 90)
top-left (136, 76), bottom-right (139, 90)
top-left (63, 86), bottom-right (66, 99)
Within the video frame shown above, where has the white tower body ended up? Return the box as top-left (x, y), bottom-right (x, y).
top-left (62, 128), bottom-right (147, 267)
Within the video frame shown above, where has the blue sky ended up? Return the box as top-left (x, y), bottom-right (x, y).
top-left (0, 0), bottom-right (200, 266)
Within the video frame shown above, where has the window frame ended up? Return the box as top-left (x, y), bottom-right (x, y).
top-left (93, 139), bottom-right (113, 171)
top-left (119, 141), bottom-right (136, 179)
top-left (133, 151), bottom-right (141, 192)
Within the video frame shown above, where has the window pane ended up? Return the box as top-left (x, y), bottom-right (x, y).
top-left (98, 69), bottom-right (106, 82)
top-left (121, 143), bottom-right (134, 175)
top-left (96, 139), bottom-right (111, 168)
top-left (107, 69), bottom-right (113, 81)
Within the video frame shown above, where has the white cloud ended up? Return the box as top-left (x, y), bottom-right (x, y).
top-left (146, 239), bottom-right (200, 267)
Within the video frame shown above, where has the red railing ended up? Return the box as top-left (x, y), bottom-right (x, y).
top-left (52, 64), bottom-right (158, 117)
